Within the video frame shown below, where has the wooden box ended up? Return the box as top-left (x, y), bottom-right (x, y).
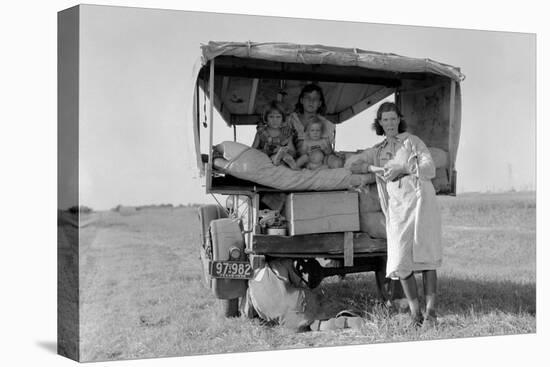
top-left (284, 191), bottom-right (359, 235)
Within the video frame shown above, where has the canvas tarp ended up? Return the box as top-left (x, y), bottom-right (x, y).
top-left (201, 41), bottom-right (465, 82)
top-left (191, 41), bottom-right (463, 178)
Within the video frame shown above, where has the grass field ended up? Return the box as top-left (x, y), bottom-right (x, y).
top-left (77, 191), bottom-right (536, 362)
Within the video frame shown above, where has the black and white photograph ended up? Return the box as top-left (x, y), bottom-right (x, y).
top-left (3, 1), bottom-right (548, 367)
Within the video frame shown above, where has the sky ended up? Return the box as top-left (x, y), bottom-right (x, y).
top-left (70, 5), bottom-right (536, 210)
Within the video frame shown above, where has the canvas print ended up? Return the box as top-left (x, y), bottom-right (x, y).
top-left (57, 4), bottom-right (536, 362)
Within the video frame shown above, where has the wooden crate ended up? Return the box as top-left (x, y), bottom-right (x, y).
top-left (284, 191), bottom-right (359, 236)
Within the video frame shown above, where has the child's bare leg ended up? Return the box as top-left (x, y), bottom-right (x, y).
top-left (422, 270), bottom-right (437, 318)
top-left (282, 154), bottom-right (298, 170)
top-left (295, 154), bottom-right (309, 168)
top-left (400, 273), bottom-right (423, 326)
top-left (272, 147), bottom-right (287, 165)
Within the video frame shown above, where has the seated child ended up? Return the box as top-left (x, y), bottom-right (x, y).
top-left (252, 101), bottom-right (298, 169)
top-left (306, 148), bottom-right (328, 170)
top-left (296, 120), bottom-right (333, 170)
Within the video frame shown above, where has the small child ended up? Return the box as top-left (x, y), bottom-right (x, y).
top-left (252, 101), bottom-right (298, 169)
top-left (306, 148), bottom-right (327, 170)
top-left (296, 121), bottom-right (332, 170)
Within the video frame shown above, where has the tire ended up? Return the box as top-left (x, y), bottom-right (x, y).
top-left (295, 258), bottom-right (324, 289)
top-left (210, 218), bottom-right (248, 300)
top-left (197, 205), bottom-right (227, 288)
top-left (198, 205), bottom-right (227, 248)
top-left (220, 298), bottom-right (240, 318)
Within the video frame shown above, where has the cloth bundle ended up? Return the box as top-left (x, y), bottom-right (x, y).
top-left (213, 141), bottom-right (375, 191)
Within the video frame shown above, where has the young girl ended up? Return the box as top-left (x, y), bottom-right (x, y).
top-left (288, 84), bottom-right (335, 150)
top-left (296, 121), bottom-right (332, 170)
top-left (252, 101), bottom-right (298, 169)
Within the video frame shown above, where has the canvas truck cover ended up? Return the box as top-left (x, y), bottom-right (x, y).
top-left (200, 42), bottom-right (464, 82)
top-left (190, 41), bottom-right (464, 184)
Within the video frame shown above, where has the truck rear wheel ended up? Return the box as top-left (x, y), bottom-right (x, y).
top-left (198, 205), bottom-right (227, 248)
top-left (210, 218), bottom-right (248, 300)
top-left (197, 205), bottom-right (227, 288)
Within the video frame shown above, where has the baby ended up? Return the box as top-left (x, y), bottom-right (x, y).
top-left (296, 121), bottom-right (333, 170)
top-left (252, 101), bottom-right (298, 169)
top-left (306, 148), bottom-right (327, 170)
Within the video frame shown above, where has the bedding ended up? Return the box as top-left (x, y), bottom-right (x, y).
top-left (213, 141), bottom-right (375, 191)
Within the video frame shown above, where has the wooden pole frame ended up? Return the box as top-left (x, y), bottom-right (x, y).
top-left (448, 80), bottom-right (457, 194)
top-left (207, 60), bottom-right (215, 192)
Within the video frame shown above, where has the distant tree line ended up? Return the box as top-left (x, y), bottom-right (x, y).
top-left (67, 205), bottom-right (93, 214)
top-left (110, 203), bottom-right (205, 212)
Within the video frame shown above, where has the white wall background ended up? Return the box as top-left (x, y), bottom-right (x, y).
top-left (1, 1), bottom-right (548, 367)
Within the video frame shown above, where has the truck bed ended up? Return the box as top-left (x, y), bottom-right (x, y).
top-left (251, 232), bottom-right (386, 258)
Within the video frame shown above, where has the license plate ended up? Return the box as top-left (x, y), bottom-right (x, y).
top-left (210, 261), bottom-right (253, 279)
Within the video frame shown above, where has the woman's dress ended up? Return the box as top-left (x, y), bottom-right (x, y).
top-left (359, 132), bottom-right (442, 279)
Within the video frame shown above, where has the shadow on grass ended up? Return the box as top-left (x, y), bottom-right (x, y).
top-left (319, 274), bottom-right (535, 317)
top-left (437, 277), bottom-right (535, 316)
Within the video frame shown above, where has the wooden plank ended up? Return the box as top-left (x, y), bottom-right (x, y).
top-left (212, 66), bottom-right (402, 86)
top-left (448, 80), bottom-right (456, 168)
top-left (252, 232), bottom-right (386, 254)
top-left (204, 56), bottom-right (426, 83)
top-left (285, 191), bottom-right (359, 235)
top-left (448, 80), bottom-right (457, 194)
top-left (231, 113), bottom-right (337, 126)
top-left (344, 231), bottom-right (354, 266)
top-left (338, 87), bottom-right (395, 122)
top-left (219, 76), bottom-right (231, 125)
top-left (247, 78), bottom-right (259, 114)
top-left (221, 76), bottom-right (230, 102)
top-left (250, 194), bottom-right (260, 250)
top-left (206, 59), bottom-right (215, 192)
top-left (230, 114), bottom-right (261, 125)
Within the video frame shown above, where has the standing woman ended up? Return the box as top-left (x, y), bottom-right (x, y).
top-left (351, 102), bottom-right (442, 327)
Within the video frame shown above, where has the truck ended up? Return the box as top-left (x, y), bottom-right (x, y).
top-left (191, 41), bottom-right (464, 317)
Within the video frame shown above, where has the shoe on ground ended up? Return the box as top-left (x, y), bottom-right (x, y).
top-left (408, 313), bottom-right (424, 329)
top-left (423, 310), bottom-right (438, 328)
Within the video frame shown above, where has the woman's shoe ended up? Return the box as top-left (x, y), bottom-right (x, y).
top-left (408, 313), bottom-right (424, 329)
top-left (423, 309), bottom-right (438, 328)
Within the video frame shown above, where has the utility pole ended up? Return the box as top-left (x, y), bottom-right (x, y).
top-left (507, 163), bottom-right (515, 192)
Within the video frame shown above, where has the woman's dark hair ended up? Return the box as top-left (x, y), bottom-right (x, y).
top-left (262, 100), bottom-right (287, 123)
top-left (294, 83), bottom-right (327, 115)
top-left (372, 102), bottom-right (408, 136)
